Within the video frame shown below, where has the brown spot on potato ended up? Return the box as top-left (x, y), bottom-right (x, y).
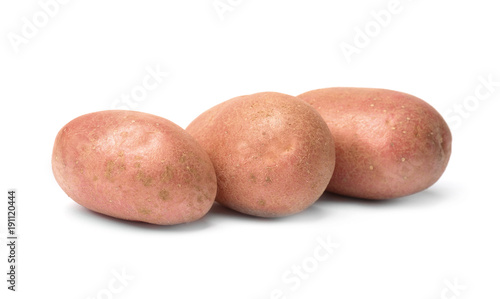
top-left (105, 160), bottom-right (126, 180)
top-left (158, 189), bottom-right (170, 201)
top-left (258, 199), bottom-right (266, 206)
top-left (265, 176), bottom-right (272, 183)
top-left (186, 165), bottom-right (201, 180)
top-left (310, 180), bottom-right (319, 190)
top-left (138, 208), bottom-right (151, 215)
top-left (136, 171), bottom-right (153, 186)
top-left (134, 162), bottom-right (141, 168)
top-left (105, 160), bottom-right (115, 180)
top-left (160, 165), bottom-right (174, 182)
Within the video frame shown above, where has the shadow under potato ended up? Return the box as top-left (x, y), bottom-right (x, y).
top-left (206, 201), bottom-right (328, 223)
top-left (70, 205), bottom-right (211, 232)
top-left (68, 184), bottom-right (451, 230)
top-left (317, 186), bottom-right (452, 208)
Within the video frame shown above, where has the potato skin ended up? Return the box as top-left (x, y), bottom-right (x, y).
top-left (186, 92), bottom-right (336, 217)
top-left (52, 110), bottom-right (217, 225)
top-left (297, 87), bottom-right (452, 199)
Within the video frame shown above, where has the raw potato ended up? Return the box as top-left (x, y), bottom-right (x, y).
top-left (186, 92), bottom-right (336, 217)
top-left (52, 110), bottom-right (217, 225)
top-left (298, 87), bottom-right (452, 199)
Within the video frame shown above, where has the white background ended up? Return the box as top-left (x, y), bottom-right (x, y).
top-left (1, 0), bottom-right (499, 298)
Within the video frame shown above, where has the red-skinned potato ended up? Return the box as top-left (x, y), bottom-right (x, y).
top-left (297, 87), bottom-right (452, 200)
top-left (52, 110), bottom-right (217, 225)
top-left (186, 92), bottom-right (336, 217)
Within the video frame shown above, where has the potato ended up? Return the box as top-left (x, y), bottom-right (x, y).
top-left (186, 92), bottom-right (336, 217)
top-left (52, 110), bottom-right (217, 225)
top-left (297, 87), bottom-right (452, 199)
